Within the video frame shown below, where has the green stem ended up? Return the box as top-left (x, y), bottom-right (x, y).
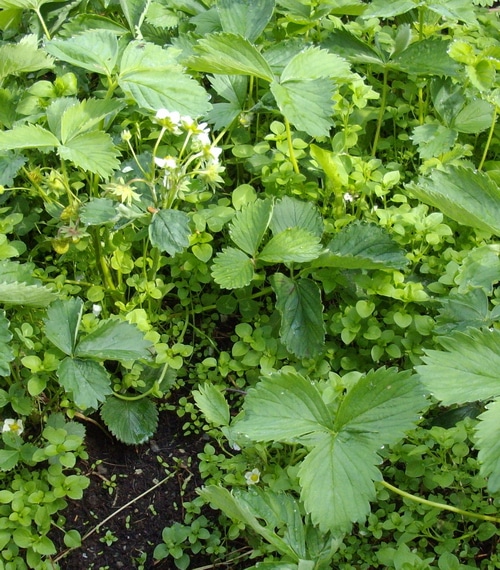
top-left (371, 69), bottom-right (388, 157)
top-left (284, 117), bottom-right (300, 175)
top-left (35, 7), bottom-right (51, 39)
top-left (92, 229), bottom-right (115, 291)
top-left (380, 480), bottom-right (500, 524)
top-left (478, 106), bottom-right (497, 171)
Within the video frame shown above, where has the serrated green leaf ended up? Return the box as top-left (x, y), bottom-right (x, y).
top-left (270, 196), bottom-right (323, 238)
top-left (335, 368), bottom-right (425, 445)
top-left (0, 124), bottom-right (59, 152)
top-left (119, 41), bottom-right (211, 116)
top-left (407, 166), bottom-right (500, 236)
top-left (476, 400), bottom-right (500, 494)
top-left (0, 151), bottom-right (27, 186)
top-left (299, 432), bottom-right (381, 533)
top-left (322, 29), bottom-right (386, 66)
top-left (271, 274), bottom-right (325, 359)
top-left (232, 370), bottom-right (333, 441)
top-left (0, 0), bottom-right (64, 8)
top-left (211, 247), bottom-right (255, 289)
top-left (259, 228), bottom-right (323, 263)
top-left (417, 329), bottom-right (500, 405)
top-left (59, 131), bottom-right (120, 178)
top-left (79, 198), bottom-right (119, 226)
top-left (0, 310), bottom-right (14, 377)
top-left (456, 245), bottom-right (500, 294)
top-left (119, 0), bottom-right (151, 34)
top-left (57, 357), bottom-right (112, 410)
top-left (453, 99), bottom-right (494, 134)
top-left (193, 383), bottom-right (230, 426)
top-left (361, 0), bottom-right (414, 18)
top-left (229, 198), bottom-right (272, 256)
top-left (0, 34), bottom-right (54, 83)
top-left (270, 77), bottom-right (335, 137)
top-left (0, 449), bottom-right (20, 471)
top-left (217, 0), bottom-right (275, 43)
top-left (410, 124), bottom-right (457, 160)
top-left (391, 39), bottom-right (459, 76)
top-left (46, 30), bottom-right (120, 77)
top-left (59, 98), bottom-right (124, 144)
top-left (0, 281), bottom-right (58, 307)
top-left (75, 319), bottom-right (152, 361)
top-left (44, 298), bottom-right (84, 357)
top-left (314, 221), bottom-right (409, 270)
top-left (280, 46), bottom-right (350, 82)
top-left (100, 396), bottom-right (158, 444)
top-left (189, 33), bottom-right (274, 82)
top-left (148, 209), bottom-right (191, 256)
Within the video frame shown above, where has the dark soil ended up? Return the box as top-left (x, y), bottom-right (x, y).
top-left (50, 409), bottom-right (213, 570)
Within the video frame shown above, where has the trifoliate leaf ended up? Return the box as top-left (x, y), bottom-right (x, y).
top-left (211, 247), bottom-right (255, 289)
top-left (57, 357), bottom-right (112, 410)
top-left (75, 318), bottom-right (153, 361)
top-left (100, 396), bottom-right (158, 444)
top-left (417, 329), bottom-right (500, 406)
top-left (44, 298), bottom-right (84, 357)
top-left (271, 274), bottom-right (325, 358)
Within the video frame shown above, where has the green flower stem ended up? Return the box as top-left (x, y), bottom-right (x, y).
top-left (35, 8), bottom-right (51, 39)
top-left (91, 229), bottom-right (116, 291)
top-left (284, 117), bottom-right (300, 175)
top-left (380, 480), bottom-right (500, 524)
top-left (371, 69), bottom-right (388, 157)
top-left (478, 106), bottom-right (497, 171)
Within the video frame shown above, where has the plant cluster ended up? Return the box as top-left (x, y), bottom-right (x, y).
top-left (1, 0), bottom-right (500, 568)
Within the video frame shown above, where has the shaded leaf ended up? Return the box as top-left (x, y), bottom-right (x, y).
top-left (270, 274), bottom-right (325, 358)
top-left (0, 310), bottom-right (14, 377)
top-left (148, 209), bottom-right (191, 256)
top-left (271, 77), bottom-right (335, 137)
top-left (0, 152), bottom-right (26, 187)
top-left (417, 328), bottom-right (500, 405)
top-left (211, 247), bottom-right (255, 289)
top-left (79, 199), bottom-right (119, 226)
top-left (407, 166), bottom-right (500, 236)
top-left (75, 319), bottom-right (152, 361)
top-left (189, 33), bottom-right (274, 81)
top-left (233, 369), bottom-right (333, 441)
top-left (57, 357), bottom-right (112, 410)
top-left (217, 0), bottom-right (275, 43)
top-left (44, 298), bottom-right (83, 357)
top-left (322, 29), bottom-right (385, 66)
top-left (119, 0), bottom-right (151, 34)
top-left (0, 34), bottom-right (54, 83)
top-left (315, 221), bottom-right (408, 270)
top-left (259, 228), bottom-right (323, 263)
top-left (101, 396), bottom-right (158, 444)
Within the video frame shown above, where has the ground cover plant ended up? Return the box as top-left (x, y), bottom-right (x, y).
top-left (1, 0), bottom-right (500, 568)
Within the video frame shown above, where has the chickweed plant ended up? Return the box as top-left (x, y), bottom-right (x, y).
top-left (1, 0), bottom-right (500, 568)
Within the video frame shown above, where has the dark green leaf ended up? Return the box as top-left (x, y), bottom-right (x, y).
top-left (270, 274), bottom-right (325, 358)
top-left (391, 40), bottom-right (459, 77)
top-left (0, 310), bottom-right (13, 377)
top-left (0, 152), bottom-right (27, 186)
top-left (57, 357), bottom-right (112, 410)
top-left (149, 209), bottom-right (191, 256)
top-left (79, 199), bottom-right (119, 226)
top-left (75, 319), bottom-right (152, 361)
top-left (44, 298), bottom-right (83, 357)
top-left (101, 396), bottom-right (158, 444)
top-left (270, 196), bottom-right (323, 238)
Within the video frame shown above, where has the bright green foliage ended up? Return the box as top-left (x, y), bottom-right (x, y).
top-left (232, 368), bottom-right (425, 532)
